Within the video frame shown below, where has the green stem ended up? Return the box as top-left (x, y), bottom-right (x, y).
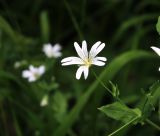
top-left (92, 70), bottom-right (112, 95)
top-left (64, 0), bottom-right (84, 40)
top-left (146, 119), bottom-right (160, 131)
top-left (92, 70), bottom-right (124, 104)
top-left (108, 116), bottom-right (139, 136)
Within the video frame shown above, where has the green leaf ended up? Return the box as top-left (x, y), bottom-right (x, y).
top-left (156, 16), bottom-right (160, 35)
top-left (138, 81), bottom-right (160, 120)
top-left (112, 14), bottom-right (158, 46)
top-left (98, 102), bottom-right (141, 123)
top-left (0, 16), bottom-right (33, 45)
top-left (109, 81), bottom-right (120, 98)
top-left (53, 50), bottom-right (154, 136)
top-left (40, 11), bottom-right (50, 42)
top-left (52, 91), bottom-right (68, 123)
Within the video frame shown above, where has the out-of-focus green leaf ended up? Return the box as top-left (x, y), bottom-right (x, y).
top-left (40, 11), bottom-right (50, 42)
top-left (98, 102), bottom-right (141, 123)
top-left (0, 16), bottom-right (33, 45)
top-left (156, 16), bottom-right (160, 35)
top-left (52, 91), bottom-right (68, 123)
top-left (53, 50), bottom-right (154, 136)
top-left (109, 81), bottom-right (120, 98)
top-left (12, 110), bottom-right (22, 136)
top-left (138, 81), bottom-right (160, 121)
top-left (112, 14), bottom-right (158, 46)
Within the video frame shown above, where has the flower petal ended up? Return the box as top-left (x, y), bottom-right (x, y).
top-left (92, 60), bottom-right (106, 66)
top-left (76, 66), bottom-right (86, 80)
top-left (82, 40), bottom-right (88, 58)
top-left (61, 57), bottom-right (84, 66)
top-left (89, 42), bottom-right (105, 58)
top-left (29, 65), bottom-right (37, 73)
top-left (76, 66), bottom-right (89, 80)
top-left (89, 41), bottom-right (101, 58)
top-left (22, 70), bottom-right (31, 78)
top-left (94, 43), bottom-right (105, 57)
top-left (53, 52), bottom-right (62, 58)
top-left (83, 66), bottom-right (89, 79)
top-left (74, 42), bottom-right (86, 60)
top-left (53, 44), bottom-right (62, 51)
top-left (151, 46), bottom-right (160, 56)
top-left (94, 57), bottom-right (107, 62)
top-left (40, 95), bottom-right (48, 107)
top-left (28, 75), bottom-right (36, 82)
top-left (38, 65), bottom-right (45, 75)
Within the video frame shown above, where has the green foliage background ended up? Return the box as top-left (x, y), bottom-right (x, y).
top-left (0, 0), bottom-right (160, 136)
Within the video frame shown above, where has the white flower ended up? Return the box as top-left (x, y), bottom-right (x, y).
top-left (22, 65), bottom-right (45, 82)
top-left (61, 41), bottom-right (107, 80)
top-left (14, 60), bottom-right (27, 69)
top-left (14, 61), bottom-right (21, 68)
top-left (40, 95), bottom-right (48, 107)
top-left (151, 46), bottom-right (160, 71)
top-left (43, 43), bottom-right (62, 58)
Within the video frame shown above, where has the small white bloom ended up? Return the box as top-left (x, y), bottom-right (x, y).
top-left (61, 41), bottom-right (107, 80)
top-left (151, 46), bottom-right (160, 71)
top-left (14, 61), bottom-right (21, 68)
top-left (14, 60), bottom-right (27, 69)
top-left (43, 43), bottom-right (62, 58)
top-left (22, 65), bottom-right (45, 82)
top-left (40, 95), bottom-right (48, 107)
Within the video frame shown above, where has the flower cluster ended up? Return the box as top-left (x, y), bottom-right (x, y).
top-left (20, 42), bottom-right (159, 82)
top-left (22, 43), bottom-right (62, 82)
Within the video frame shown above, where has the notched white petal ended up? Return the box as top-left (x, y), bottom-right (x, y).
top-left (74, 42), bottom-right (85, 59)
top-left (151, 46), bottom-right (160, 56)
top-left (93, 60), bottom-right (106, 66)
top-left (93, 43), bottom-right (105, 57)
top-left (89, 41), bottom-right (101, 57)
top-left (82, 40), bottom-right (88, 58)
top-left (94, 57), bottom-right (107, 62)
top-left (61, 57), bottom-right (84, 66)
top-left (76, 66), bottom-right (85, 80)
top-left (83, 66), bottom-right (89, 79)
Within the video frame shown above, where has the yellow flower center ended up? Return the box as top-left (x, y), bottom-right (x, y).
top-left (84, 59), bottom-right (92, 67)
top-left (33, 72), bottom-right (40, 79)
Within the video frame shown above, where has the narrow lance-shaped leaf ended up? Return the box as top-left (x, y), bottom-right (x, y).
top-left (156, 16), bottom-right (160, 35)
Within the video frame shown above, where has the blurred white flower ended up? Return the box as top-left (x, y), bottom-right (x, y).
top-left (151, 46), bottom-right (160, 71)
top-left (43, 43), bottom-right (62, 58)
top-left (40, 95), bottom-right (48, 107)
top-left (22, 65), bottom-right (45, 82)
top-left (61, 41), bottom-right (107, 80)
top-left (14, 61), bottom-right (21, 68)
top-left (14, 60), bottom-right (27, 69)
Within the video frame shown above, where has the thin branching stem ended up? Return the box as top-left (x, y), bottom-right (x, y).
top-left (92, 70), bottom-right (113, 95)
top-left (146, 119), bottom-right (160, 131)
top-left (64, 0), bottom-right (84, 40)
top-left (108, 116), bottom-right (139, 136)
top-left (92, 70), bottom-right (124, 104)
